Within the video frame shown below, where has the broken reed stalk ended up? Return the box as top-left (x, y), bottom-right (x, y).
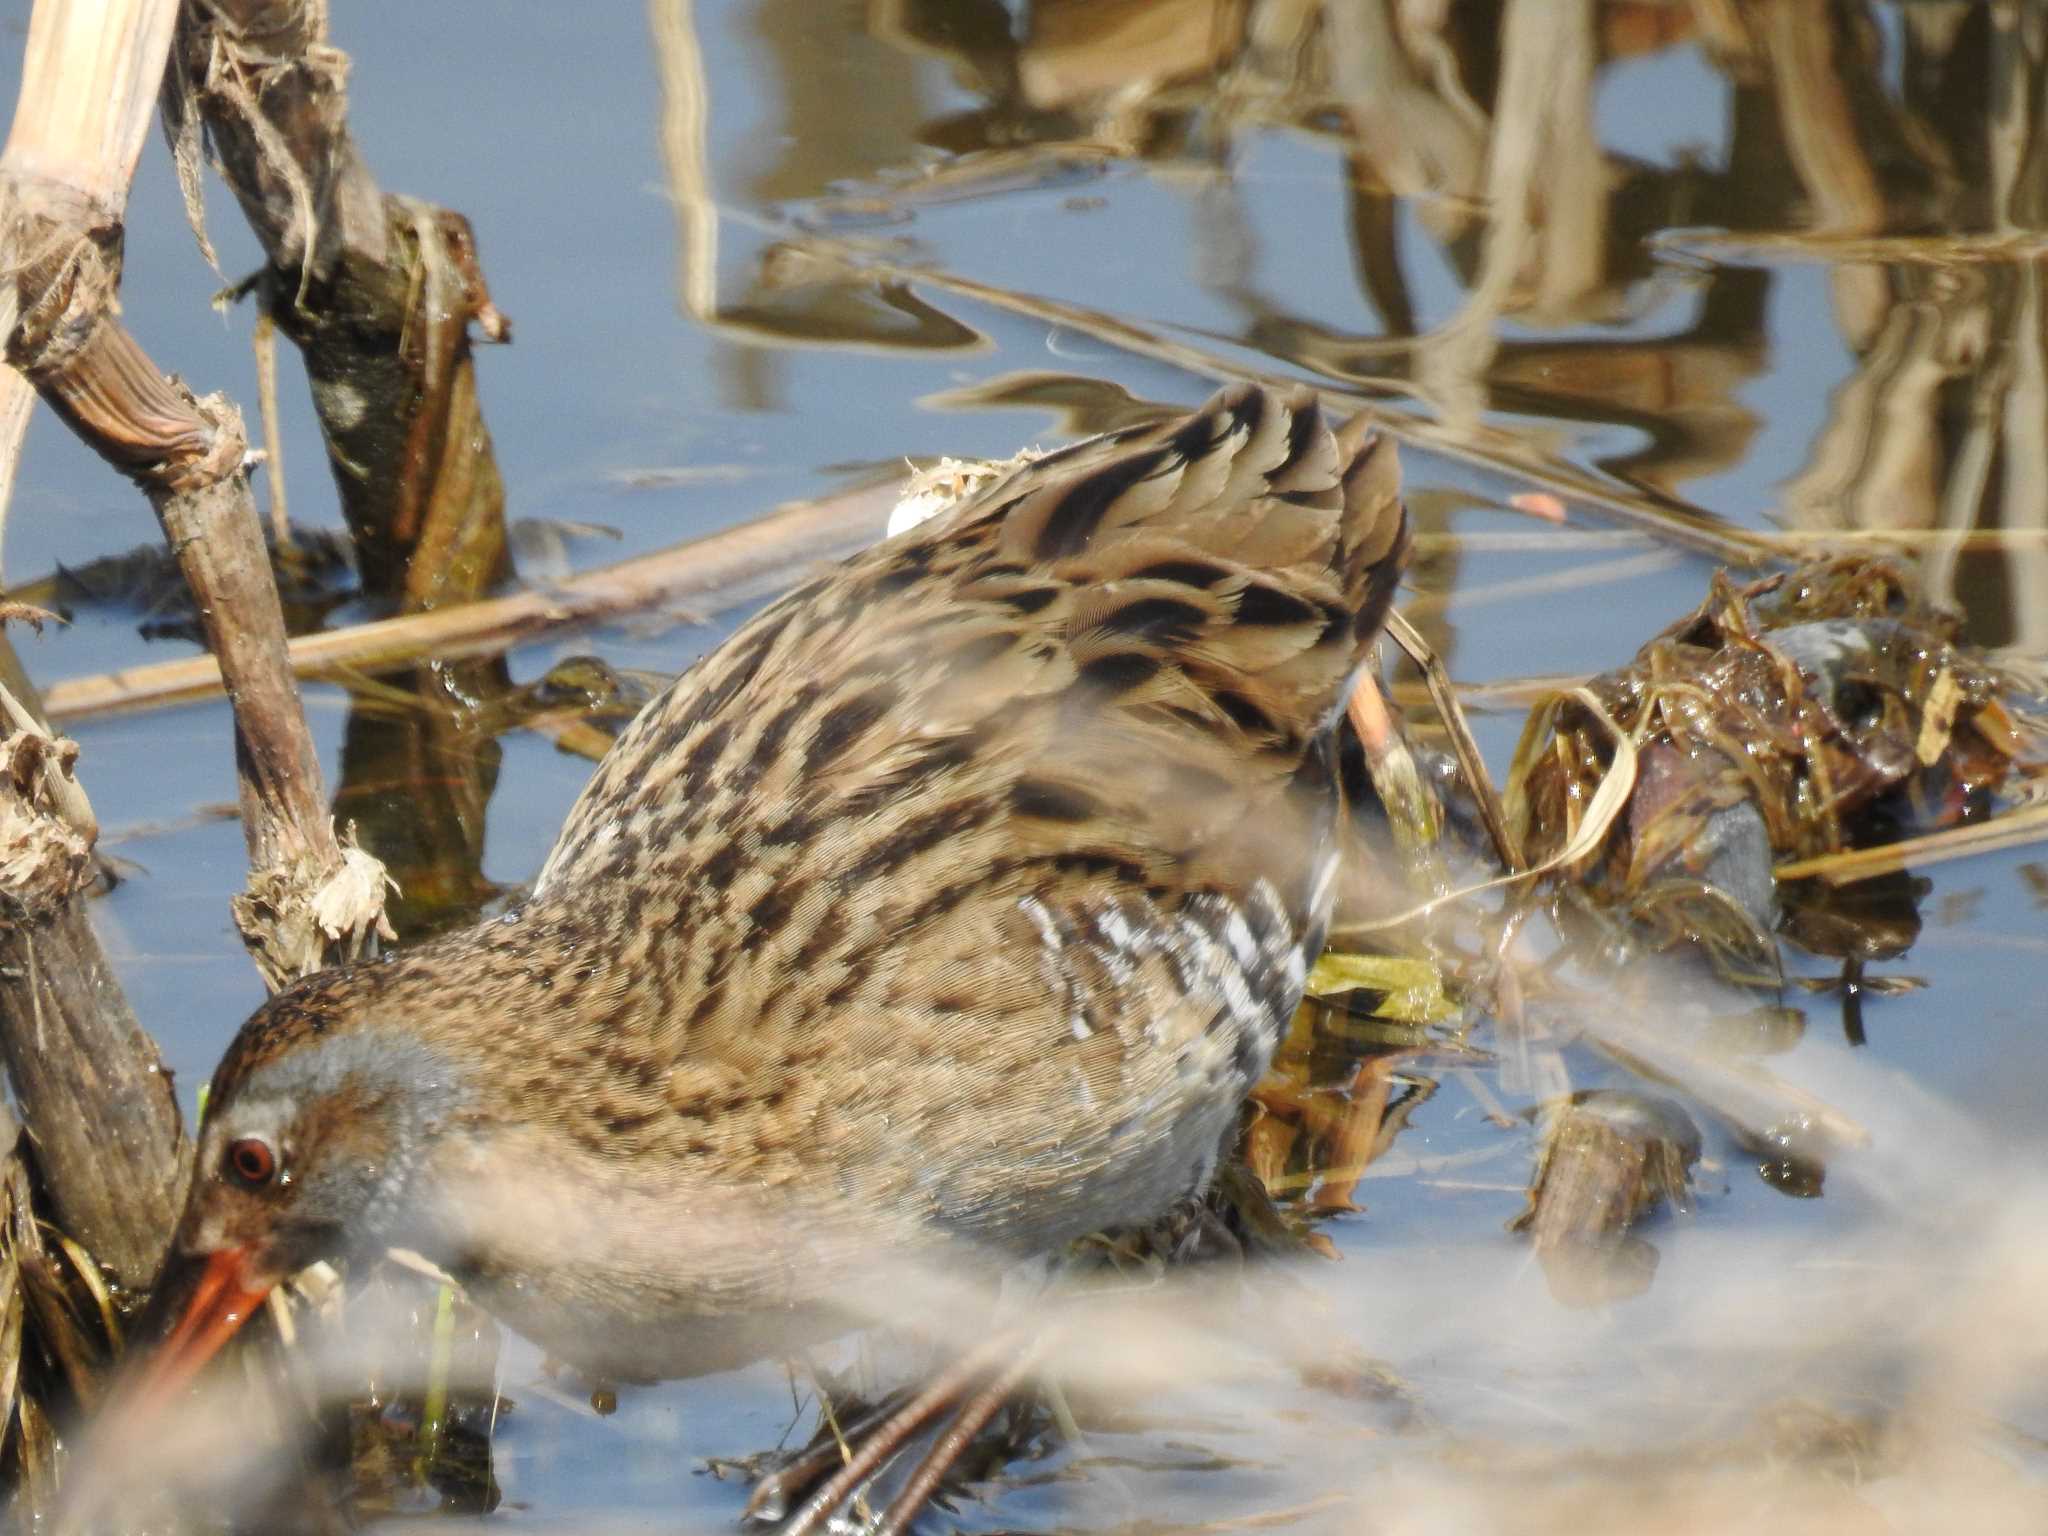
top-left (0, 881), bottom-right (186, 1291)
top-left (0, 0), bottom-right (193, 1290)
top-left (164, 0), bottom-right (522, 937)
top-left (0, 1089), bottom-right (133, 1496)
top-left (0, 196), bottom-right (384, 983)
top-left (163, 0), bottom-right (512, 611)
top-left (0, 0), bottom-right (391, 988)
top-left (0, 373), bottom-right (32, 576)
top-left (0, 632), bottom-right (186, 1288)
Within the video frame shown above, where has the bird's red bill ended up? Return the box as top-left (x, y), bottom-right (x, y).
top-left (133, 1247), bottom-right (272, 1412)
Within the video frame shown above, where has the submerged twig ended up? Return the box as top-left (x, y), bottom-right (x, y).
top-left (250, 312), bottom-right (289, 544)
top-left (1347, 671), bottom-right (1448, 886)
top-left (1394, 673), bottom-right (1596, 712)
top-left (1582, 1007), bottom-right (1870, 1154)
top-left (39, 474), bottom-right (906, 724)
top-left (1384, 609), bottom-right (1522, 871)
top-left (1350, 686), bottom-right (1640, 934)
top-left (413, 1281), bottom-right (457, 1484)
top-left (1774, 800), bottom-right (2048, 885)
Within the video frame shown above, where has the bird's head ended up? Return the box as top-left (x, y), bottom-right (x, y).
top-left (129, 976), bottom-right (474, 1409)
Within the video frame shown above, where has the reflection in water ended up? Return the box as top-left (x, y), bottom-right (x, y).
top-left (688, 1), bottom-right (2048, 646)
top-left (331, 666), bottom-right (508, 941)
top-left (629, 0), bottom-right (2048, 725)
top-left (918, 369), bottom-right (1180, 437)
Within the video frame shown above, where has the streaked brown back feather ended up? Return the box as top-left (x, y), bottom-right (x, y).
top-left (211, 382), bottom-right (1411, 1281)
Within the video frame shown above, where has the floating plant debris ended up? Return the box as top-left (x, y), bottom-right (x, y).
top-left (1509, 558), bottom-right (2045, 968)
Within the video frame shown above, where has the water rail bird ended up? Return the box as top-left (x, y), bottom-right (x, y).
top-left (127, 381), bottom-right (1412, 1526)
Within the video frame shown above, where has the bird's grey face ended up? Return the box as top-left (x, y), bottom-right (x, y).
top-left (177, 1031), bottom-right (470, 1287)
top-left (119, 1030), bottom-right (469, 1422)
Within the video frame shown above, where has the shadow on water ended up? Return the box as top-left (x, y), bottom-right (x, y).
top-left (5, 0), bottom-right (2048, 1530)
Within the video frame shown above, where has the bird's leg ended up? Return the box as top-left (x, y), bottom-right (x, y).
top-left (1171, 1197), bottom-right (1247, 1265)
top-left (741, 1386), bottom-right (913, 1524)
top-left (774, 1325), bottom-right (1037, 1536)
top-left (872, 1331), bottom-right (1050, 1536)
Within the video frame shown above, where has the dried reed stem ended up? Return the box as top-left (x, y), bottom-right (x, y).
top-left (0, 0), bottom-right (189, 1286)
top-left (164, 0), bottom-right (512, 609)
top-left (1, 0), bottom-right (387, 987)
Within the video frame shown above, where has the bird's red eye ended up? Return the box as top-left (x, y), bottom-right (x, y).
top-left (225, 1137), bottom-right (276, 1188)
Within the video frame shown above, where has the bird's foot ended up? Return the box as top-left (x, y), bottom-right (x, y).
top-left (750, 1325), bottom-right (1052, 1536)
top-left (737, 1387), bottom-right (913, 1523)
